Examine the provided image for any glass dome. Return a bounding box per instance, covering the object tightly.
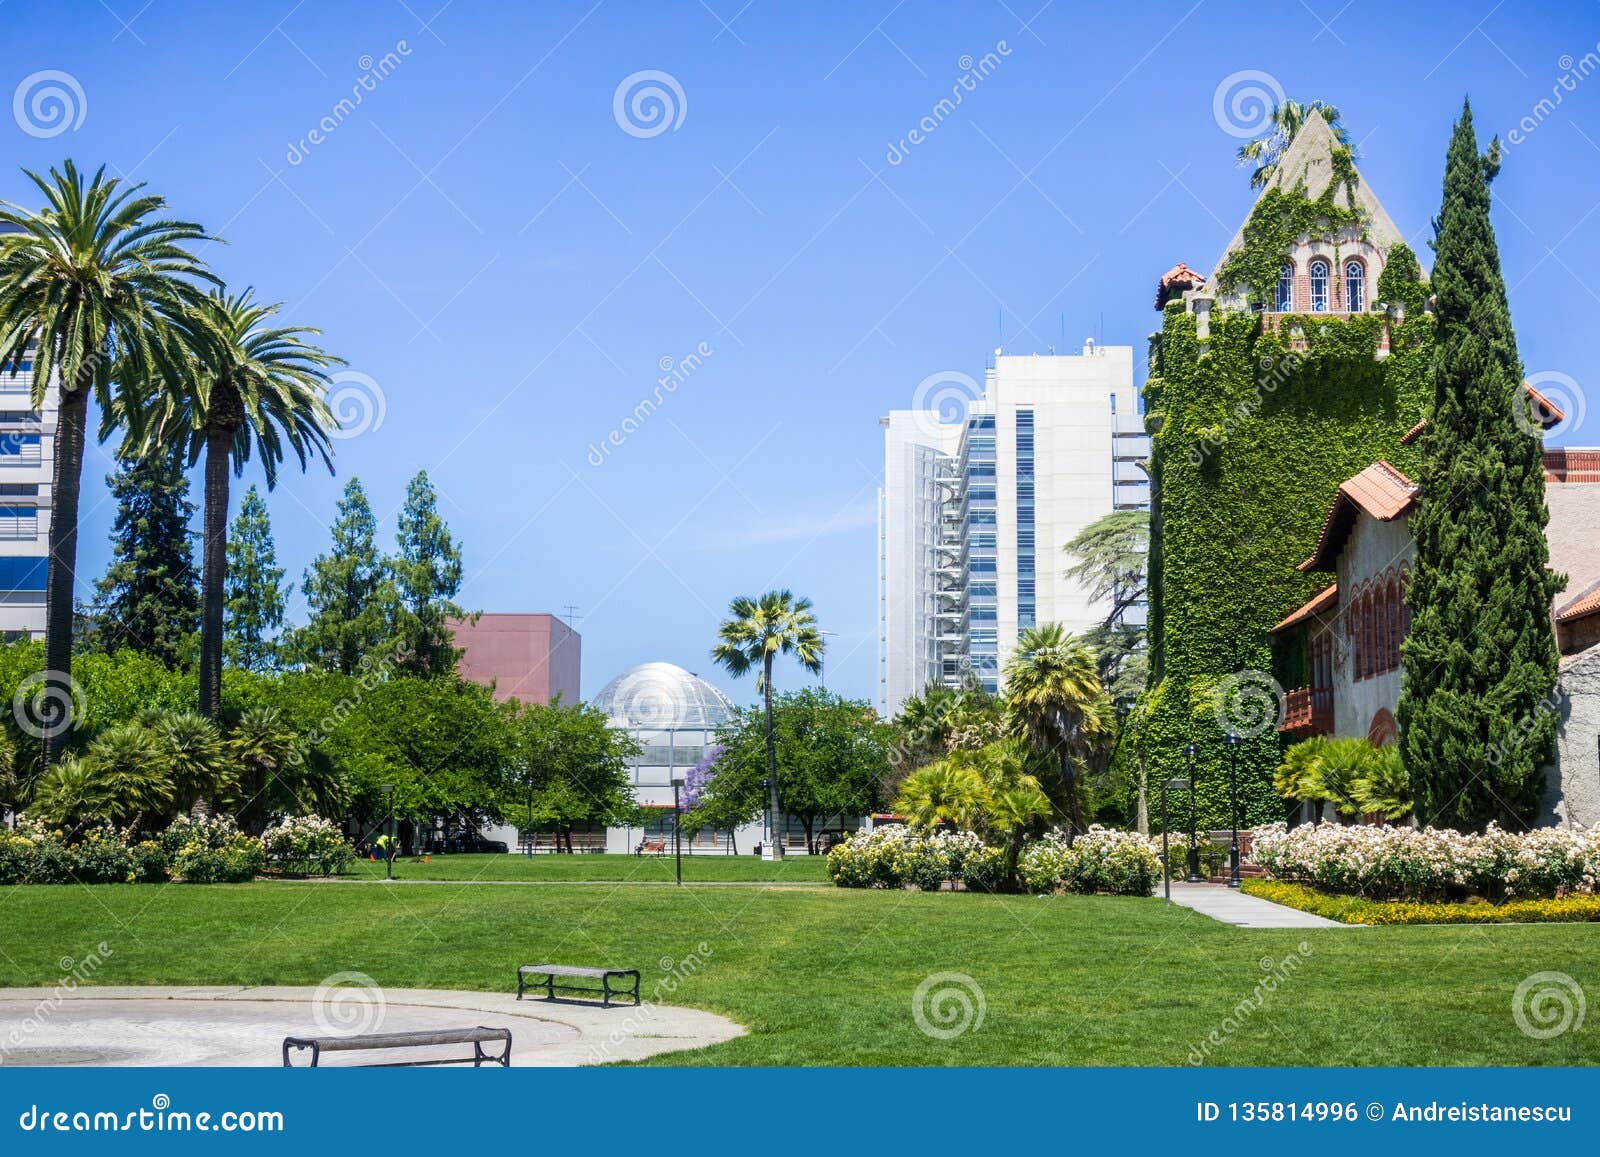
[590,662,737,731]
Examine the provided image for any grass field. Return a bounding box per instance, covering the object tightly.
[2,878,1597,1065]
[344,852,832,883]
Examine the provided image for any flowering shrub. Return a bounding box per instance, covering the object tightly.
[129,840,169,884]
[70,828,135,884]
[0,820,74,884]
[1019,827,1162,896]
[1250,822,1600,900]
[261,816,355,876]
[1244,879,1600,925]
[157,814,242,856]
[958,845,1008,893]
[172,831,265,884]
[826,825,985,890]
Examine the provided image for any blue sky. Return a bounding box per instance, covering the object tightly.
[5,0,1598,705]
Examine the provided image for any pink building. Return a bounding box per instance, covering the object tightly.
[449,614,581,705]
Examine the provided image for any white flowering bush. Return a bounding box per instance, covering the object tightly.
[1251,822,1600,900]
[1019,826,1162,896]
[261,816,355,876]
[826,825,985,890]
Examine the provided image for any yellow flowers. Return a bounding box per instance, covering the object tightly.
[1243,879,1600,925]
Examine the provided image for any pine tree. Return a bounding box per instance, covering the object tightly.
[92,452,199,666]
[388,470,465,677]
[224,485,289,673]
[1397,100,1562,831]
[286,478,395,674]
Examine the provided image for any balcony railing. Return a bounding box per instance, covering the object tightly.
[1279,685,1333,737]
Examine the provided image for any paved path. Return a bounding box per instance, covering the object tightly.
[1164,882,1352,928]
[0,986,744,1067]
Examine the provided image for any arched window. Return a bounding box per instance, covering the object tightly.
[1345,260,1365,312]
[1309,259,1331,312]
[1362,588,1376,679]
[1386,578,1402,671]
[1275,262,1294,311]
[1349,588,1364,680]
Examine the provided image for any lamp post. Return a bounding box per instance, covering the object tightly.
[671,777,684,886]
[380,783,395,882]
[759,777,771,859]
[1160,778,1190,904]
[1183,742,1201,882]
[1223,731,1241,888]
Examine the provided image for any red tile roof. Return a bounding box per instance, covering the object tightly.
[1299,460,1419,572]
[1401,383,1565,446]
[1556,578,1600,623]
[1271,583,1339,634]
[1154,262,1207,310]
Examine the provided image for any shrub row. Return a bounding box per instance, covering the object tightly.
[1242,879,1600,925]
[1250,821,1600,901]
[826,824,1160,896]
[0,814,353,885]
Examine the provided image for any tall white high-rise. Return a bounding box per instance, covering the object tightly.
[0,333,53,639]
[878,342,1148,716]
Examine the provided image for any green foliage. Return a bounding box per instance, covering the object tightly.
[894,757,988,831]
[1398,101,1562,832]
[92,451,198,667]
[27,756,117,834]
[172,830,265,883]
[1003,623,1111,835]
[1374,241,1429,318]
[1064,510,1150,702]
[1143,293,1432,831]
[286,478,396,674]
[1274,736,1412,819]
[225,485,288,673]
[698,687,888,850]
[501,697,639,846]
[260,816,355,876]
[388,471,466,677]
[1215,163,1364,309]
[1017,827,1161,895]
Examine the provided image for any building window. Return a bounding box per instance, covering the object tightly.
[1275,262,1294,311]
[1309,259,1330,312]
[1345,260,1365,312]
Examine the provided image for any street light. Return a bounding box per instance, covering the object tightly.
[1222,731,1241,889]
[1183,742,1201,882]
[1160,778,1190,904]
[759,777,772,860]
[380,783,395,882]
[671,777,684,886]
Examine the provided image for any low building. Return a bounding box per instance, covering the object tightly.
[449,613,580,704]
[1271,445,1600,828]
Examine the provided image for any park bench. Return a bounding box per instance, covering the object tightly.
[517,963,641,1008]
[281,1026,512,1068]
[635,839,666,856]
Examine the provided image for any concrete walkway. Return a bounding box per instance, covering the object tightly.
[0,986,744,1067]
[1164,881,1352,928]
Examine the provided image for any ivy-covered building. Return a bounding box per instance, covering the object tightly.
[1140,109,1434,830]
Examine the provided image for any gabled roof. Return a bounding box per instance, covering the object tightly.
[1271,583,1339,634]
[1155,262,1208,310]
[1207,109,1405,296]
[1399,382,1566,446]
[1299,460,1419,573]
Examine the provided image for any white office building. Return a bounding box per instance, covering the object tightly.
[877,342,1148,716]
[0,353,53,638]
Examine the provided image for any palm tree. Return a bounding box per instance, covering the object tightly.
[1003,623,1111,841]
[987,779,1051,890]
[710,590,824,861]
[143,290,338,718]
[83,722,175,830]
[1236,99,1353,189]
[139,708,229,817]
[226,705,302,835]
[0,162,214,761]
[894,755,988,831]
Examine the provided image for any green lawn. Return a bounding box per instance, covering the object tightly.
[1,880,1596,1065]
[344,852,831,884]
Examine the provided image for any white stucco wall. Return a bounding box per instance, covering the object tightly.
[1542,647,1600,829]
[1332,510,1413,741]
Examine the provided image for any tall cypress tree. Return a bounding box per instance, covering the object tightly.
[1397,100,1561,830]
[224,485,289,673]
[287,477,395,674]
[388,470,465,677]
[93,452,199,666]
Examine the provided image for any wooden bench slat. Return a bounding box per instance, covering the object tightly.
[285,1027,508,1052]
[519,964,626,978]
